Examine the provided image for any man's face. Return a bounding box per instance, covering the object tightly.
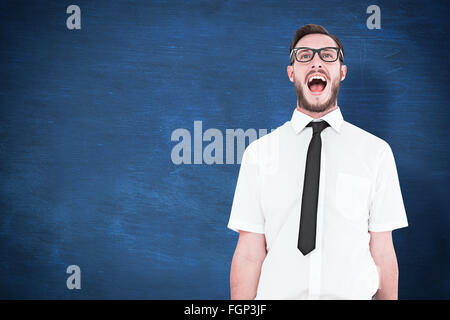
[287,33,347,113]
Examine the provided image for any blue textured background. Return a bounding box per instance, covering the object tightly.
[0,0,449,299]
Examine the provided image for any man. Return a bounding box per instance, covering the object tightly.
[227,24,408,300]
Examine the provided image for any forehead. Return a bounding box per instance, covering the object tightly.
[295,33,337,48]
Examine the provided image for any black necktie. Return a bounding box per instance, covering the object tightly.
[298,120,330,255]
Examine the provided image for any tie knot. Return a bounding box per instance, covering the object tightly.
[306,120,330,134]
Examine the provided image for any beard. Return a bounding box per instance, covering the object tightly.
[294,75,341,113]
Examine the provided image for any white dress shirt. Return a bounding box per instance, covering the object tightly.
[227,106,408,300]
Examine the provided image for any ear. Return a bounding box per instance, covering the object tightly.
[340,64,347,81]
[287,65,294,83]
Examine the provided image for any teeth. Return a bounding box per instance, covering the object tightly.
[308,75,326,83]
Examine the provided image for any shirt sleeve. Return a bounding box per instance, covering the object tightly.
[227,144,265,234]
[368,142,409,232]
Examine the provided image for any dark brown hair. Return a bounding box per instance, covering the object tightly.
[289,24,344,64]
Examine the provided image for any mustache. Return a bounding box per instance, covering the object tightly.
[305,70,329,82]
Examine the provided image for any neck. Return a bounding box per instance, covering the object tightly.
[296,104,338,119]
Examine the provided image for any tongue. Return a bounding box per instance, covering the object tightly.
[310,82,325,92]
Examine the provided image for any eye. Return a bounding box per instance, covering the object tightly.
[296,49,314,61]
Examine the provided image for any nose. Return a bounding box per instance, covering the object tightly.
[310,52,323,69]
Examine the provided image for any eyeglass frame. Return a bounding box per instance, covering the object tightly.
[289,47,344,64]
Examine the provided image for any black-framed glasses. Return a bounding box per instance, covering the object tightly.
[290,47,344,64]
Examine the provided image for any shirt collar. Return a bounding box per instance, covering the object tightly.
[290,106,344,134]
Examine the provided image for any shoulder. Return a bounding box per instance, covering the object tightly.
[240,121,289,169]
[341,120,391,156]
[244,121,289,156]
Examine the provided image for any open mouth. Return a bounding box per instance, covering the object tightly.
[307,74,327,94]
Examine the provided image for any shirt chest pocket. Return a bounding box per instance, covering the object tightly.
[335,173,372,221]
